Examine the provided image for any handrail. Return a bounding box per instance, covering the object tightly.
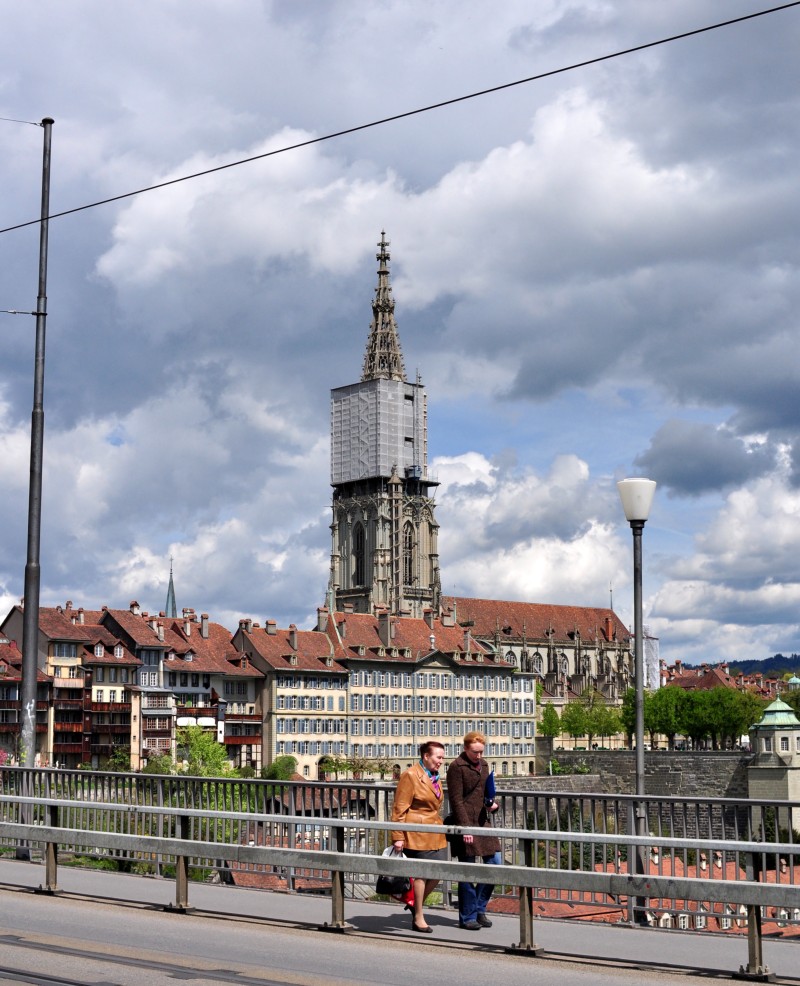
[1,793,798,978]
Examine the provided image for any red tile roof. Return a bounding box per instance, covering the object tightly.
[442,596,630,646]
[238,623,345,674]
[324,611,508,667]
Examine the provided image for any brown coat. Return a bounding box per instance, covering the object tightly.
[390,763,446,851]
[445,753,501,857]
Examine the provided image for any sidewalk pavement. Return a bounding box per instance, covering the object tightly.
[0,857,796,981]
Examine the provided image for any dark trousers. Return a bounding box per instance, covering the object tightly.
[457,850,501,922]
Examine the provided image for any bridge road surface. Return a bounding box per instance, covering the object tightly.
[0,860,797,986]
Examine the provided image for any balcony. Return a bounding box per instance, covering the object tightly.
[53,723,84,734]
[52,742,84,754]
[93,724,131,735]
[92,702,132,713]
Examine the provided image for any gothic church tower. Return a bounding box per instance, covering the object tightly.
[329,233,440,617]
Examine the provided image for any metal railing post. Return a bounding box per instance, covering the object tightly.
[321,823,349,932]
[167,813,191,912]
[738,851,771,982]
[37,801,59,893]
[508,834,543,955]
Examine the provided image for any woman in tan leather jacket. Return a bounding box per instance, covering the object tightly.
[390,740,447,933]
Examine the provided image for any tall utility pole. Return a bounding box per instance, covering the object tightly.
[20,117,54,767]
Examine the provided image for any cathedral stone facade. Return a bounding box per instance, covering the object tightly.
[329,233,440,618]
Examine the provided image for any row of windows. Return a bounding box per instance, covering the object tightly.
[277,741,346,756]
[348,671,529,691]
[276,675,343,690]
[351,718,535,737]
[348,695,535,714]
[348,742,535,759]
[94,668,129,683]
[276,718,347,734]
[763,735,800,753]
[276,695,346,711]
[94,690,128,703]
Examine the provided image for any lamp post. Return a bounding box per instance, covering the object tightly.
[617,476,656,923]
[20,117,54,770]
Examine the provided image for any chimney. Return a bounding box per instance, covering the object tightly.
[245,618,253,633]
[317,607,329,632]
[441,608,455,628]
[343,602,354,614]
[78,608,84,625]
[130,600,140,615]
[604,616,614,641]
[463,628,472,652]
[378,610,391,647]
[157,622,164,642]
[337,618,347,639]
[200,613,209,639]
[266,620,277,635]
[65,600,72,612]
[423,608,435,629]
[288,624,298,650]
[148,616,159,633]
[184,616,192,636]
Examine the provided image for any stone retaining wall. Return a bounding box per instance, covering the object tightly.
[503,751,750,799]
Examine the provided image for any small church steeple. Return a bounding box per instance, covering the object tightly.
[362,231,406,383]
[165,558,177,619]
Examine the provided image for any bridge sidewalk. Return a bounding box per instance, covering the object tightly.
[0,858,796,981]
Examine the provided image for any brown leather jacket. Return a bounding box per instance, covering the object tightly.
[390,763,446,851]
[446,752,501,857]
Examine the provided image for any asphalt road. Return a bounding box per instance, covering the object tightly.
[0,858,796,986]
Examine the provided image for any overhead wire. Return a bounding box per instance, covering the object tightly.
[0,0,798,237]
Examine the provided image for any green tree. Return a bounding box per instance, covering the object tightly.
[620,688,637,747]
[559,701,587,744]
[105,746,132,772]
[679,690,714,749]
[581,690,620,747]
[784,689,800,717]
[646,686,686,750]
[176,725,231,776]
[539,702,561,739]
[261,755,298,780]
[141,753,174,775]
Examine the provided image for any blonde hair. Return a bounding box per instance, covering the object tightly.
[463,730,486,747]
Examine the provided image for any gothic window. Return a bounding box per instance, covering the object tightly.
[353,523,366,586]
[403,522,415,585]
[532,652,543,675]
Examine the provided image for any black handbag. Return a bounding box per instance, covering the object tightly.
[376,873,413,896]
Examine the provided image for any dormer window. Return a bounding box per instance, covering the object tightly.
[185,652,193,662]
[94,643,104,658]
[289,654,298,666]
[358,646,366,656]
[114,644,123,659]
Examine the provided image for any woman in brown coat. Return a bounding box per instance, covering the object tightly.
[445,730,501,930]
[390,740,447,933]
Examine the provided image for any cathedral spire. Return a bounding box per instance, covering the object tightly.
[165,558,177,619]
[362,231,406,382]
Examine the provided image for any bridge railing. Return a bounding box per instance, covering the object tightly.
[1,766,798,977]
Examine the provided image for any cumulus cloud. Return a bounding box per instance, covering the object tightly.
[1,0,799,663]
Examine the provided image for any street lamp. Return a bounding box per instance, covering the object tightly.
[617,476,655,922]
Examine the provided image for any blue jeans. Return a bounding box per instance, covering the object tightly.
[457,851,501,923]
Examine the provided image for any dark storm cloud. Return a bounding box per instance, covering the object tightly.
[635,420,774,495]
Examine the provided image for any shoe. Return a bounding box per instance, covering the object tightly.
[459,920,482,931]
[412,921,433,933]
[476,914,493,928]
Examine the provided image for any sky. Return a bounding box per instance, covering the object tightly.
[1,1,799,666]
